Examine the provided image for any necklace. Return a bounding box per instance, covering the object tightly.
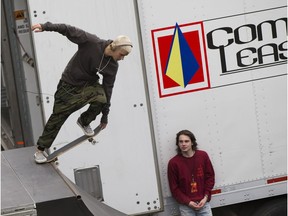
[96,53,111,74]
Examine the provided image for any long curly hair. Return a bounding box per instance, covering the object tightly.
[176,130,198,154]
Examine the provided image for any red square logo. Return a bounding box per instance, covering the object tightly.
[151,22,210,98]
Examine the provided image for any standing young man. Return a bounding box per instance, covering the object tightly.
[168,130,215,216]
[31,22,133,163]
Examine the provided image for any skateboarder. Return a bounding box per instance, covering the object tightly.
[32,22,133,163]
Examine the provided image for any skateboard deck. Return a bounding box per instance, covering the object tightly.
[46,125,102,162]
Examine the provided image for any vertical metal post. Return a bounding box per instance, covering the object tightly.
[133,0,164,211]
[1,0,34,148]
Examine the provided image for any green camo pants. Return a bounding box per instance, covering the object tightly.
[37,80,107,150]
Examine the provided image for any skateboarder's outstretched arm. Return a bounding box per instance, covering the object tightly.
[31,22,91,44]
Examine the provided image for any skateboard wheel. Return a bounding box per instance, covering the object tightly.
[88,137,97,145]
[52,157,58,162]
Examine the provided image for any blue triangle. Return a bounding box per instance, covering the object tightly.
[176,24,199,87]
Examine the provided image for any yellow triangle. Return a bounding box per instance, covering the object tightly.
[166,30,184,87]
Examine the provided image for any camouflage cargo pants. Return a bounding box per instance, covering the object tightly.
[37,80,107,150]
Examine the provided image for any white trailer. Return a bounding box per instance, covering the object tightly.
[1,0,287,215]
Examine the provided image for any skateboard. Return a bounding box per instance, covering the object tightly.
[46,125,102,163]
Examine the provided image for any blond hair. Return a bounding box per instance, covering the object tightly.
[111,35,133,53]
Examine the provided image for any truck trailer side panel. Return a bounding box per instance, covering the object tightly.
[26,0,162,215]
[136,0,287,214]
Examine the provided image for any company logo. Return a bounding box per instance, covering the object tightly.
[152,22,210,98]
[151,7,287,98]
[206,17,287,74]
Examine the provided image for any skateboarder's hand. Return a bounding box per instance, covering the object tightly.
[100,123,107,130]
[31,24,43,32]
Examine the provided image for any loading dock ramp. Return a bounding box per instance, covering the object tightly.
[1,146,127,216]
